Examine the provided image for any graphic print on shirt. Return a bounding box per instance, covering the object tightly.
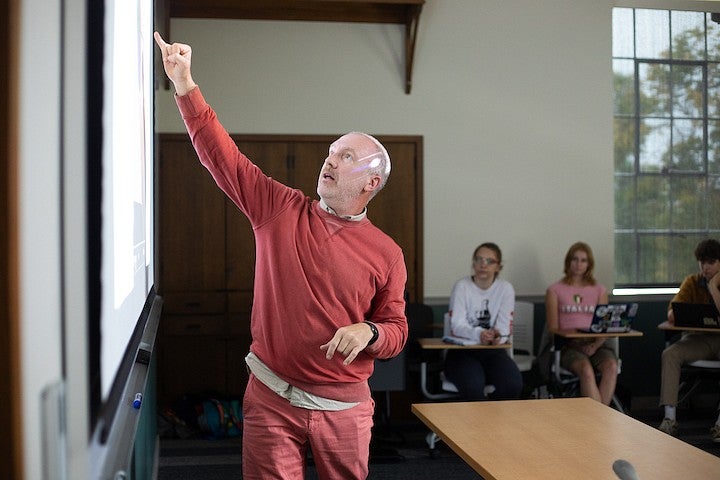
[473,299,492,329]
[560,292,595,314]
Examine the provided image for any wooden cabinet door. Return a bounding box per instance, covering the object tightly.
[158,136,227,293]
[157,315,228,404]
[225,141,291,291]
[291,141,327,197]
[364,138,422,303]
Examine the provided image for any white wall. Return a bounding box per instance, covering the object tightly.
[17,0,65,478]
[17,0,88,478]
[155,0,720,300]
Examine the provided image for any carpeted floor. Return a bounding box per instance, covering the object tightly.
[157,423,483,480]
[157,407,720,480]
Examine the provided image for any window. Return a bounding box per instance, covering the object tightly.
[613,8,720,286]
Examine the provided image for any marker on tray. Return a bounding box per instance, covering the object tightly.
[133,393,143,409]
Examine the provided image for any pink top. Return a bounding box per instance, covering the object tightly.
[547,281,607,330]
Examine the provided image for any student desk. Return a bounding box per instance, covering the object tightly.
[417,338,512,349]
[553,329,644,339]
[658,321,720,333]
[411,397,720,480]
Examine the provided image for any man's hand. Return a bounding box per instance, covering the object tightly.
[709,271,720,290]
[320,323,375,366]
[154,32,197,96]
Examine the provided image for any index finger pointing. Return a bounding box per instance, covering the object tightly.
[153,31,168,49]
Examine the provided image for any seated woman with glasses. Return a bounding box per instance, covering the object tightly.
[444,242,523,401]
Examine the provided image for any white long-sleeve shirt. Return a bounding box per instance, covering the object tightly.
[448,276,515,344]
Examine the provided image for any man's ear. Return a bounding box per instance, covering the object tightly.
[363,175,381,194]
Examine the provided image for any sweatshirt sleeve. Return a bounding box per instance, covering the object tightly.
[175,87,296,224]
[364,249,408,360]
[494,282,515,343]
[448,280,482,343]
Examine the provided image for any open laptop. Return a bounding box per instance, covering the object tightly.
[672,302,720,329]
[577,303,639,333]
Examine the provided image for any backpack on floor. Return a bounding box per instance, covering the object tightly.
[197,398,242,438]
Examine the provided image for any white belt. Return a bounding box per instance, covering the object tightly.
[245,352,359,411]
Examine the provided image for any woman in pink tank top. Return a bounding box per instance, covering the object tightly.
[545,242,617,405]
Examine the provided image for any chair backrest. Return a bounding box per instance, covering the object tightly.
[406,302,436,364]
[513,301,534,356]
[442,312,451,338]
[606,335,620,357]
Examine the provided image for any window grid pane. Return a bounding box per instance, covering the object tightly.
[636,176,669,229]
[639,118,670,172]
[671,118,704,172]
[670,176,707,229]
[671,11,706,60]
[671,64,704,118]
[635,10,670,59]
[708,14,720,61]
[614,176,635,229]
[613,8,635,58]
[614,118,635,172]
[638,235,669,283]
[639,63,670,116]
[708,120,720,172]
[709,64,720,118]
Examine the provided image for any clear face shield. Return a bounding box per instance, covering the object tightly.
[317,134,391,206]
[347,152,386,177]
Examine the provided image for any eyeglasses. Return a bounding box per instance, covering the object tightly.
[474,256,499,266]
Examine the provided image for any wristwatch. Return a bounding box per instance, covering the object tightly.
[364,321,379,346]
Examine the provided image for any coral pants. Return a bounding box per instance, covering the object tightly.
[242,374,375,479]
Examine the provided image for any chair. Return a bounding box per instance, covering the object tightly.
[663,331,720,410]
[678,360,720,408]
[511,301,535,373]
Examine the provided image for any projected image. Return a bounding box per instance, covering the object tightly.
[100,0,154,399]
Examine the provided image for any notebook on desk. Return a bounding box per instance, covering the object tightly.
[672,302,720,328]
[441,335,479,346]
[577,303,639,333]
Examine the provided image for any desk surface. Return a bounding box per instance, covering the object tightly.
[554,328,643,339]
[418,337,512,349]
[412,397,720,480]
[658,321,720,333]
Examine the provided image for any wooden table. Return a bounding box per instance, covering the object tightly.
[411,397,720,480]
[417,337,512,349]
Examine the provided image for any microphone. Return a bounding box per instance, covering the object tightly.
[612,459,640,480]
